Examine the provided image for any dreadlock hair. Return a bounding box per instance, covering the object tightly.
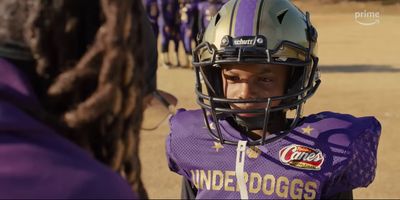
[1,0,149,198]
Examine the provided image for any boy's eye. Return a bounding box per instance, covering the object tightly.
[259,77,272,83]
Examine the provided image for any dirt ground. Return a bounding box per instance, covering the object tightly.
[139,1,400,198]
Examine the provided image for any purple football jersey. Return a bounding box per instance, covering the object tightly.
[166,109,381,199]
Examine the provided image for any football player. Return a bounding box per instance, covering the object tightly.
[179,0,198,68]
[159,0,180,68]
[166,0,381,199]
[144,0,160,41]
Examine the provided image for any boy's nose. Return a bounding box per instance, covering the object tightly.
[239,83,255,99]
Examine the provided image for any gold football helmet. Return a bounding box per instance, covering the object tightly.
[193,0,320,146]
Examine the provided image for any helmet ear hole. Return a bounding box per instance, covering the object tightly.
[283,66,305,108]
[201,66,231,111]
[202,66,223,97]
[287,66,304,91]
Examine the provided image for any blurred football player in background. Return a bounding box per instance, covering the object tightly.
[178,0,198,68]
[144,0,160,43]
[159,0,180,68]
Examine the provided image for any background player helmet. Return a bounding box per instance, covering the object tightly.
[193,0,320,146]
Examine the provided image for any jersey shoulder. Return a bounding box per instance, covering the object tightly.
[299,111,381,143]
[298,112,381,196]
[166,109,208,176]
[169,108,206,137]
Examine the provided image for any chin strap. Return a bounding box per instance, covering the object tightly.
[234,115,264,132]
[235,140,248,199]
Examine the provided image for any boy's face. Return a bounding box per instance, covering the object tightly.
[222,64,289,118]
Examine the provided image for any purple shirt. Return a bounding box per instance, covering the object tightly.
[166,109,381,199]
[0,58,137,199]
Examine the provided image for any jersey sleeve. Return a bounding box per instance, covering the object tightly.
[346,117,381,186]
[323,116,381,197]
[165,109,187,176]
[166,116,181,174]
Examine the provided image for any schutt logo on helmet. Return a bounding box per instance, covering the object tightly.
[279,144,324,170]
[233,38,256,46]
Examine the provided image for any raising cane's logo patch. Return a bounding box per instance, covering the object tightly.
[279,144,324,171]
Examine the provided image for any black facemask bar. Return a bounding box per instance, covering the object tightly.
[193,48,320,146]
[196,62,319,146]
[192,12,319,146]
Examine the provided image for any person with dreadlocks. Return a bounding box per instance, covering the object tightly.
[0,0,152,198]
[166,0,381,199]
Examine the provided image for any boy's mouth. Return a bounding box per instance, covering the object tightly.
[237,113,262,117]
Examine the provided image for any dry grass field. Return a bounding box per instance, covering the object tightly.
[140,1,400,198]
